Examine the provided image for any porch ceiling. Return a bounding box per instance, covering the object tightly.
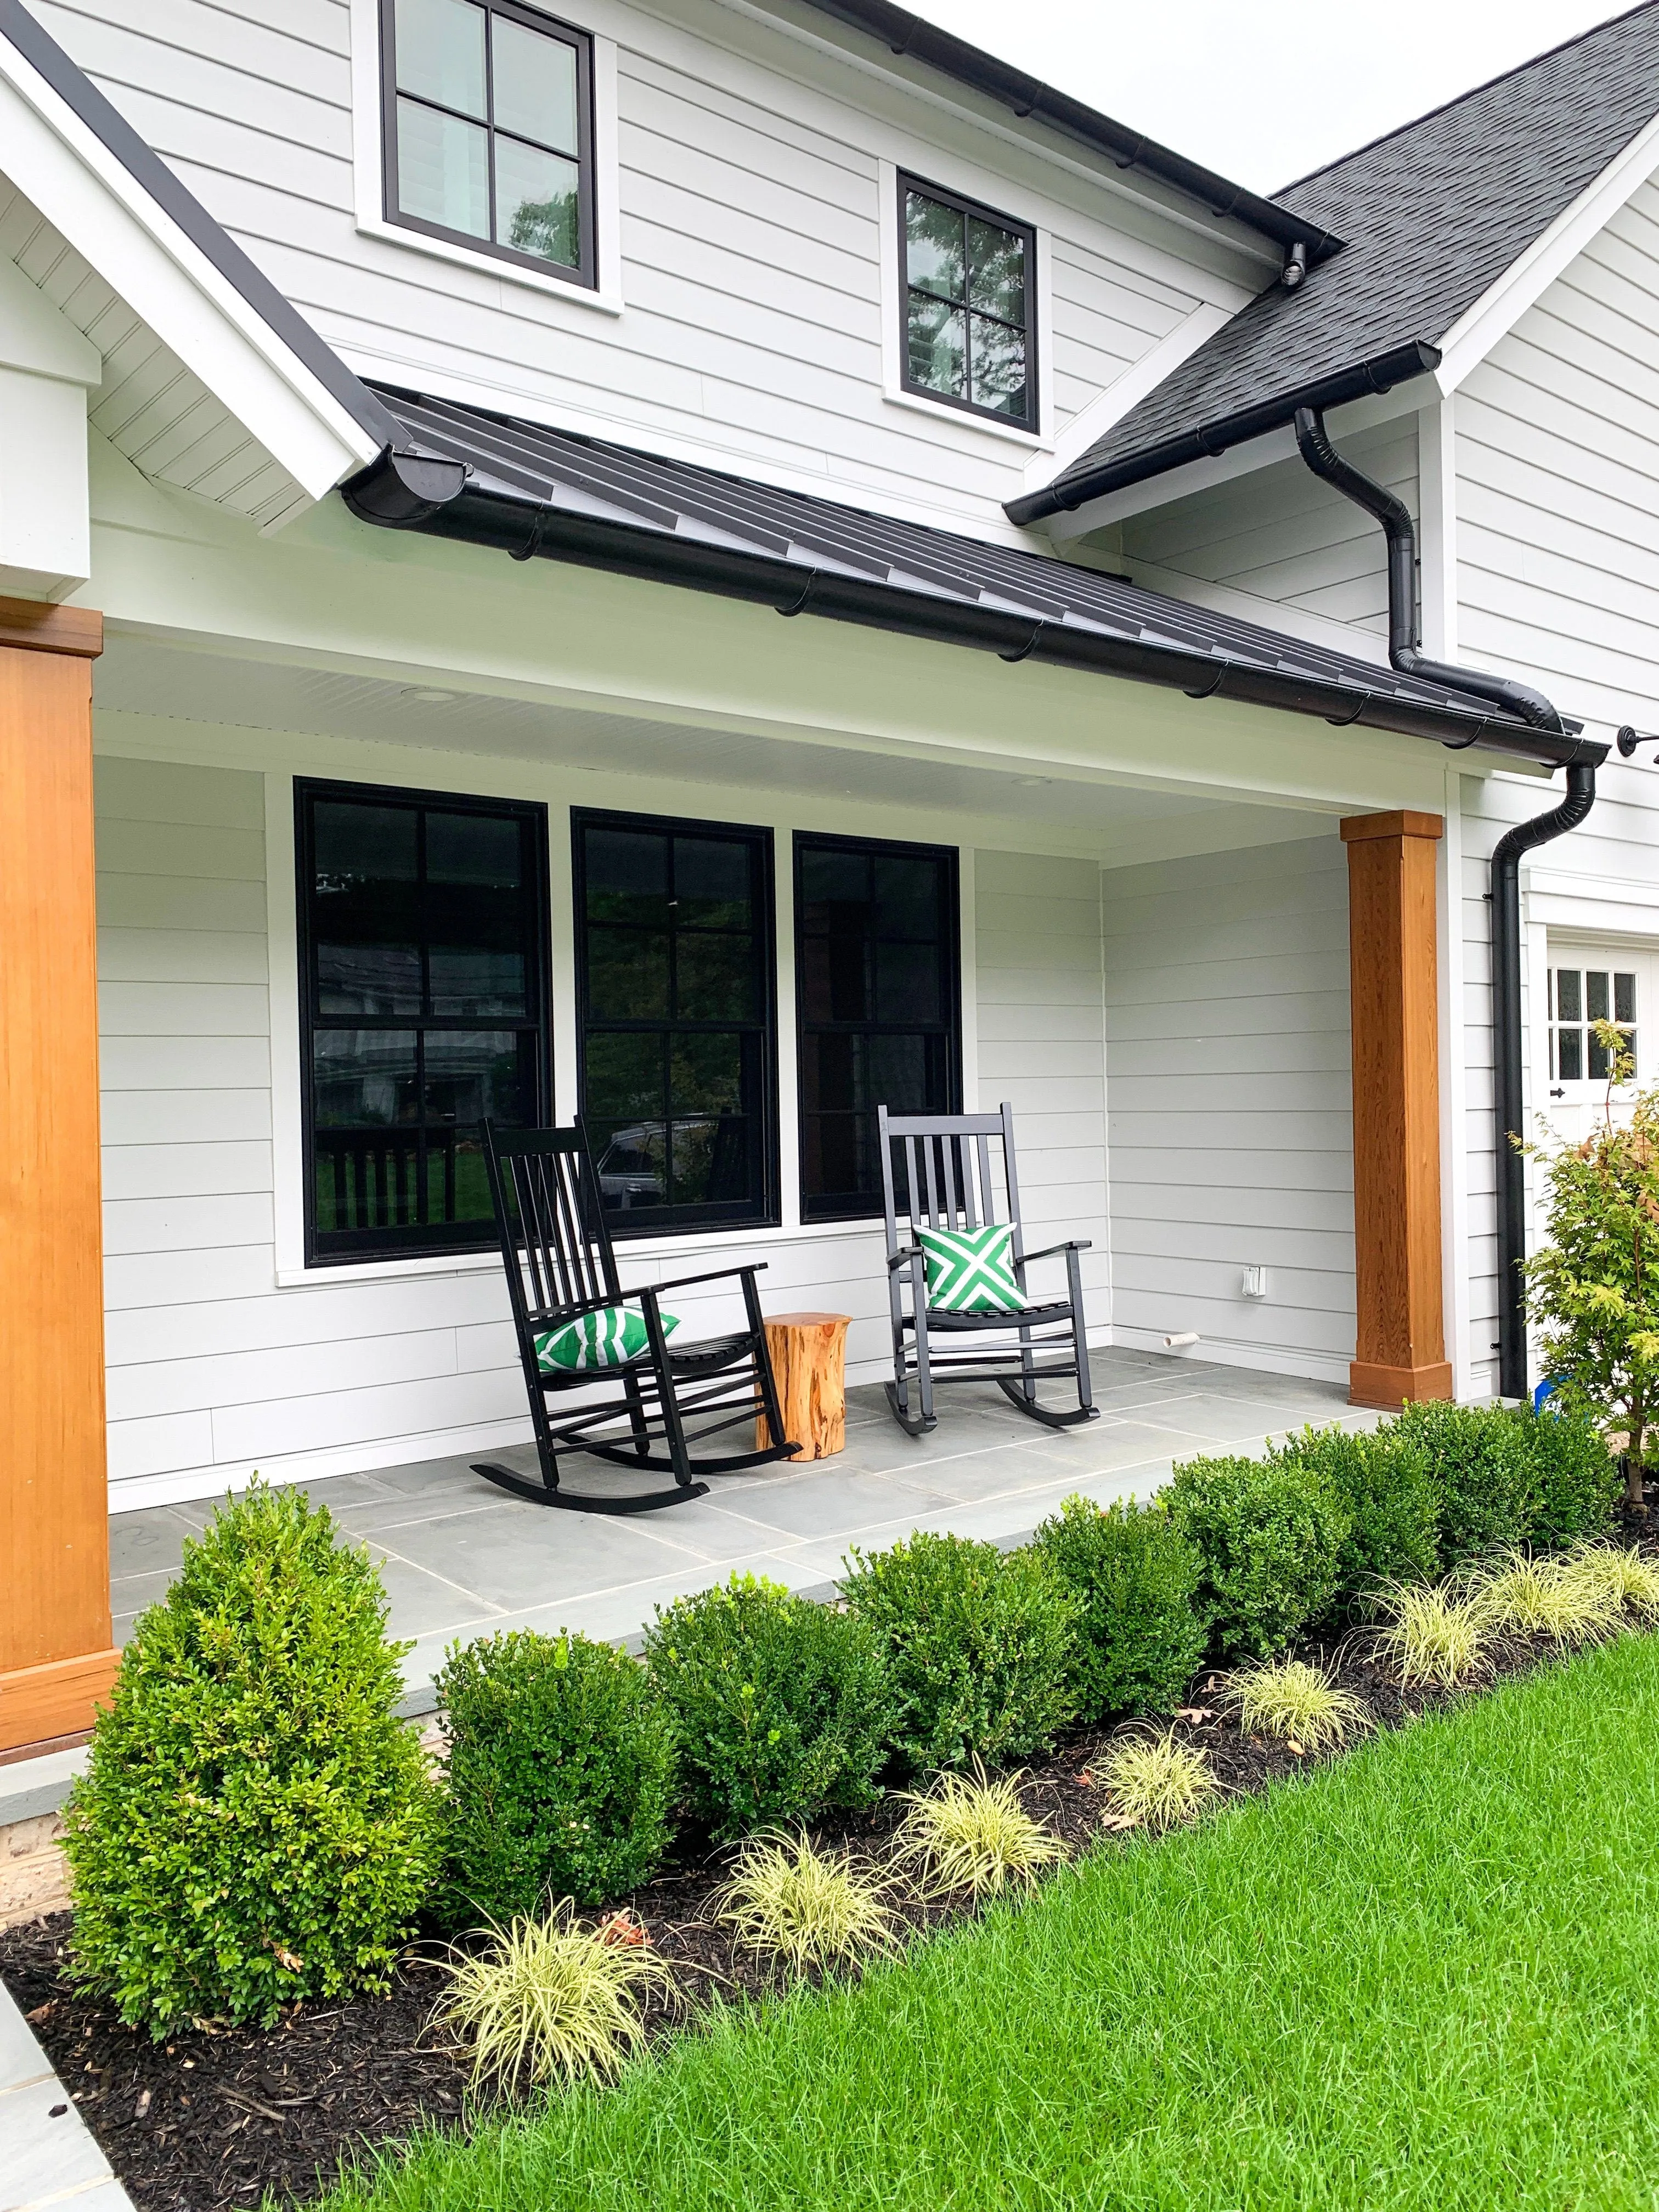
[90,631,1331,867]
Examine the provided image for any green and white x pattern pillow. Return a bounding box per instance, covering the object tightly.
[534,1304,680,1373]
[917,1222,1024,1314]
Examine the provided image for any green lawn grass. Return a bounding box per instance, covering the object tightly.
[325,1634,1659,2211]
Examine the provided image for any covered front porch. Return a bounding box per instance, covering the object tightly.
[108,1352,1376,1713]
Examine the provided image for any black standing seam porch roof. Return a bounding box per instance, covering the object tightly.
[1011,1,1659,521]
[343,387,1601,770]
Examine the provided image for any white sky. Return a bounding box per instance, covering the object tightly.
[904,0,1626,193]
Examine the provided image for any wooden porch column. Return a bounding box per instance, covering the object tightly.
[0,595,115,1756]
[1340,810,1454,1411]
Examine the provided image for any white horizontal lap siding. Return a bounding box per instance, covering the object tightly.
[1121,421,1418,640]
[94,752,533,1504]
[973,852,1109,1327]
[1099,834,1353,1382]
[30,0,1211,534]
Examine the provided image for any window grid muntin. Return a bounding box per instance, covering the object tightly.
[380,0,596,286]
[897,171,1037,430]
[297,777,552,1264]
[573,810,779,1237]
[794,831,961,1222]
[1548,963,1638,1085]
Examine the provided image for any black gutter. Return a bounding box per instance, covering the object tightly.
[1007,342,1442,526]
[1286,408,1607,1402]
[0,0,402,453]
[775,0,1341,268]
[342,447,1600,773]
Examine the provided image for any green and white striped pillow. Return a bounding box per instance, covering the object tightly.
[534,1305,680,1373]
[917,1223,1024,1314]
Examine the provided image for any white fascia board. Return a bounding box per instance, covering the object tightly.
[1024,300,1238,490]
[1042,380,1427,541]
[1434,105,1659,396]
[0,36,380,502]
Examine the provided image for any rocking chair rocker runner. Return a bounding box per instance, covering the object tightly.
[878,1101,1098,1436]
[472,1120,800,1514]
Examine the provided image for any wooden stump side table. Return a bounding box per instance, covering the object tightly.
[757,1311,851,1461]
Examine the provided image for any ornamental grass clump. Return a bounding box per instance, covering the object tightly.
[894,1762,1063,1898]
[436,1903,675,2092]
[1568,1541,1659,1621]
[1465,1550,1623,1646]
[1031,1496,1207,1720]
[841,1532,1078,1774]
[1096,1729,1217,1833]
[1224,1658,1371,1753]
[64,1481,439,2036]
[644,1574,896,1841]
[1374,1581,1488,1688]
[712,1832,896,1974]
[436,1628,677,1926]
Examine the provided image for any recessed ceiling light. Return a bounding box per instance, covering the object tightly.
[402,685,456,704]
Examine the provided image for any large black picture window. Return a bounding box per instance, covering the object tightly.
[574,812,776,1234]
[381,0,596,286]
[297,780,550,1263]
[795,834,960,1220]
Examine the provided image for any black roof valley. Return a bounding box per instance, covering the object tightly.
[1013,3,1659,520]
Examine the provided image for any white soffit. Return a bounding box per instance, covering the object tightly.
[0,19,382,529]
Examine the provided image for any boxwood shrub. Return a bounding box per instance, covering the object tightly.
[436,1628,676,1925]
[1269,1423,1440,1612]
[1514,1401,1622,1547]
[64,1482,440,2035]
[1031,1496,1206,1721]
[840,1531,1077,1773]
[1166,1452,1348,1660]
[643,1573,896,1841]
[1390,1400,1538,1566]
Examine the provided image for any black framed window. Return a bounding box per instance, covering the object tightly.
[574,811,777,1235]
[381,0,595,286]
[795,833,961,1220]
[297,780,551,1263]
[899,173,1036,428]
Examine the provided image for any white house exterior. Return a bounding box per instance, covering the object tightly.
[3,0,1658,1753]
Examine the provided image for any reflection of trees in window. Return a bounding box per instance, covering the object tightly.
[794,834,960,1220]
[574,814,776,1233]
[298,780,550,1261]
[901,176,1034,425]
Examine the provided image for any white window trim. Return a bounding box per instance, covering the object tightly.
[348,0,625,317]
[877,157,1054,452]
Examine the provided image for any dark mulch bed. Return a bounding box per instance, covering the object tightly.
[6,1501,1654,2212]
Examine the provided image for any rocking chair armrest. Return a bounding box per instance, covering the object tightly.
[524,1286,625,1331]
[887,1246,927,1272]
[624,1261,770,1300]
[1018,1238,1093,1266]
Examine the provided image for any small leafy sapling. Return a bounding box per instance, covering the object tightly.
[1523,1020,1659,1513]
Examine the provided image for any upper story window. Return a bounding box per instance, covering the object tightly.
[899,174,1036,430]
[296,779,552,1264]
[381,0,595,286]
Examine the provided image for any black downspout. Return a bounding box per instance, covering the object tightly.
[1291,407,1605,1400]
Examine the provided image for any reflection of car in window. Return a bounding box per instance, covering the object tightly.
[597,1124,665,1207]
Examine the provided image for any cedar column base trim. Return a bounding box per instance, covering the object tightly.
[0,1647,120,1757]
[1348,1359,1455,1412]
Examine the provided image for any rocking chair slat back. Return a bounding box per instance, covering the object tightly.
[879,1105,1020,1259]
[482,1120,620,1328]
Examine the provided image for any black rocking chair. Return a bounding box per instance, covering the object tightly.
[472,1119,799,1515]
[878,1101,1098,1436]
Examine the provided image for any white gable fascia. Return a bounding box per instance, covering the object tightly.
[1432,106,1659,396]
[1023,300,1238,492]
[0,30,380,506]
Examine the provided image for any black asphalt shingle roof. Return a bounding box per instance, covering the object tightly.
[1014,3,1659,518]
[346,387,1599,767]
